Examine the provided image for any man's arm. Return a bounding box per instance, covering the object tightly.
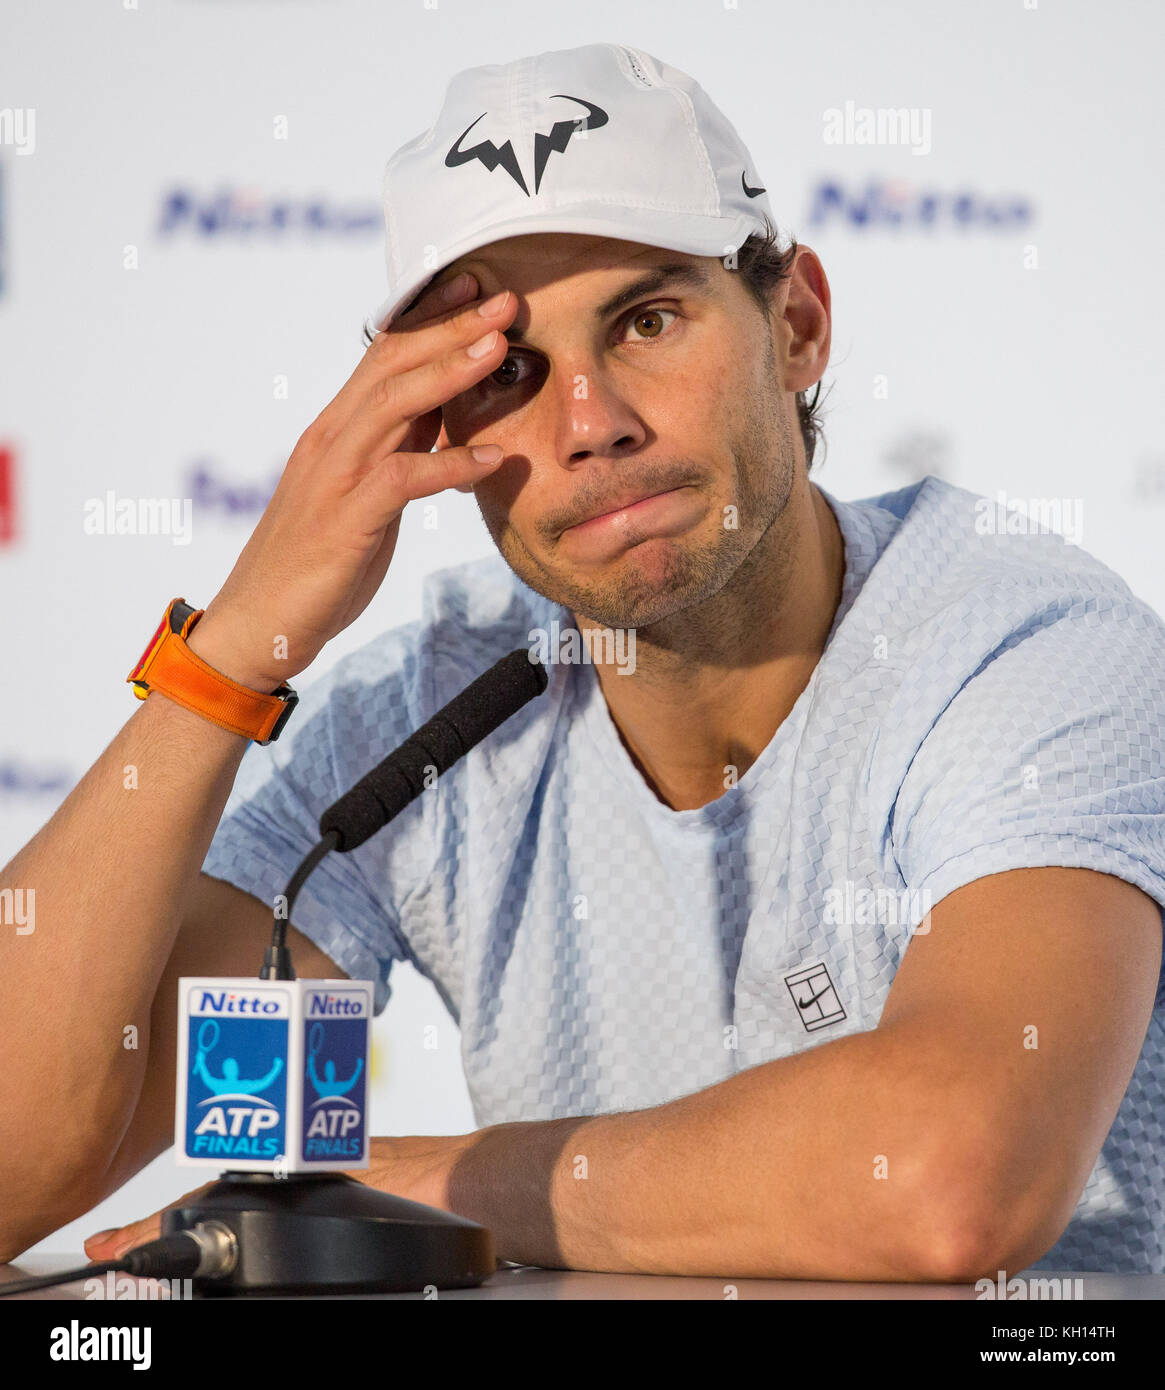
[428,866,1160,1280]
[88,866,1161,1281]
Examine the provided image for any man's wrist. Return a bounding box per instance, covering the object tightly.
[184,616,285,695]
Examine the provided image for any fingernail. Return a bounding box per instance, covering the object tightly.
[85,1228,117,1245]
[441,273,472,304]
[477,290,509,316]
[466,330,498,359]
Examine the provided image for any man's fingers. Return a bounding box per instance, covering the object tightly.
[83,1215,161,1261]
[434,417,482,494]
[316,291,515,470]
[346,444,504,524]
[83,1182,215,1262]
[312,273,481,438]
[339,327,508,468]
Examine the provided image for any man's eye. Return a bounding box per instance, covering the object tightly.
[486,354,537,392]
[480,305,679,396]
[618,306,678,342]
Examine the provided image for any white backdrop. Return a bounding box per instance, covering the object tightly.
[1,0,1162,1255]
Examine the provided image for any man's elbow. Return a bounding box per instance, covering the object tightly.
[909,1164,1074,1284]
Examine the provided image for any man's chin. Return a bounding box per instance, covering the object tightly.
[553,538,727,631]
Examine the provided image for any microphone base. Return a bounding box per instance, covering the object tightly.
[161,1171,495,1296]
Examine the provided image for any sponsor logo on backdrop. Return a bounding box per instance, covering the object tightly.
[156,188,380,238]
[0,443,15,545]
[808,178,1033,231]
[150,180,1034,243]
[185,462,280,518]
[0,760,74,797]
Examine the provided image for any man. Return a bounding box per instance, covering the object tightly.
[6,43,1162,1280]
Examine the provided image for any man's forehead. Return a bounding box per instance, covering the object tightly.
[433,234,703,293]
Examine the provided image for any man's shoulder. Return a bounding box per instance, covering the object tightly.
[846,473,1156,627]
[818,475,1165,748]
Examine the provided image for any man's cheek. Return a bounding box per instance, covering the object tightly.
[471,479,522,549]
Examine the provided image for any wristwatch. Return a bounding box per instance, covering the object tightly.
[127,598,299,745]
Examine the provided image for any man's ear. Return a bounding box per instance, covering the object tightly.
[436,414,478,494]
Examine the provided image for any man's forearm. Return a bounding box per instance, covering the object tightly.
[437,1026,992,1281]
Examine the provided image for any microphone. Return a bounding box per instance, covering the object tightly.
[319,646,548,852]
[164,648,550,1295]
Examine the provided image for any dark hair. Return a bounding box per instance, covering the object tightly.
[733,217,827,472]
[361,216,828,471]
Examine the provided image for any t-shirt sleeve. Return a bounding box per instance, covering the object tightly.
[200,626,427,1017]
[889,587,1165,1004]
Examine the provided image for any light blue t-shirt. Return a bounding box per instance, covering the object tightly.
[202,475,1165,1274]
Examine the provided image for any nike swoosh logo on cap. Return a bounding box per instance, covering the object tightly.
[741,170,766,198]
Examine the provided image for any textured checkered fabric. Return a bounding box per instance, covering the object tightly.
[202,475,1165,1273]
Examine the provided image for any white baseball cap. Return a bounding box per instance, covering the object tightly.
[364,41,777,338]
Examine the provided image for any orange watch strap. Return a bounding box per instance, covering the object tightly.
[127,599,295,744]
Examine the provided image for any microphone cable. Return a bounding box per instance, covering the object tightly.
[0,1222,237,1297]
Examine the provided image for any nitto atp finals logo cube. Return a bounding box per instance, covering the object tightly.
[175,977,372,1173]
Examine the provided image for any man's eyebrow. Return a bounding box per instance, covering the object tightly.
[502,262,717,345]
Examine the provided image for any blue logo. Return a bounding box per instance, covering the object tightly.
[0,758,74,796]
[301,1017,367,1161]
[156,187,380,239]
[807,178,1033,232]
[184,462,280,519]
[185,1015,287,1159]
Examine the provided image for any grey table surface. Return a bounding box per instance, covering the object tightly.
[3,1257,1162,1300]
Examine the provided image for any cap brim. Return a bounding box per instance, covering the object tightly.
[362,205,764,339]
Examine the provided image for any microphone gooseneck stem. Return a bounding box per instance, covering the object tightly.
[259,649,548,979]
[262,829,341,978]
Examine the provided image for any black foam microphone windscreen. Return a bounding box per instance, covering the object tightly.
[318,648,548,852]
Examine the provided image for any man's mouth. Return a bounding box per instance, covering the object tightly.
[558,484,703,561]
[566,486,688,532]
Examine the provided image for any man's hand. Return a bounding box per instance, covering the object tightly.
[82,1180,216,1263]
[81,1135,475,1264]
[188,271,519,690]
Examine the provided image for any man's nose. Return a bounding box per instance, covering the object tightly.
[552,362,648,464]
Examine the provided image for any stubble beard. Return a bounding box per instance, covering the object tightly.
[481,356,799,636]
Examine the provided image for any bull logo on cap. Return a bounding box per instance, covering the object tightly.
[445,95,609,196]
